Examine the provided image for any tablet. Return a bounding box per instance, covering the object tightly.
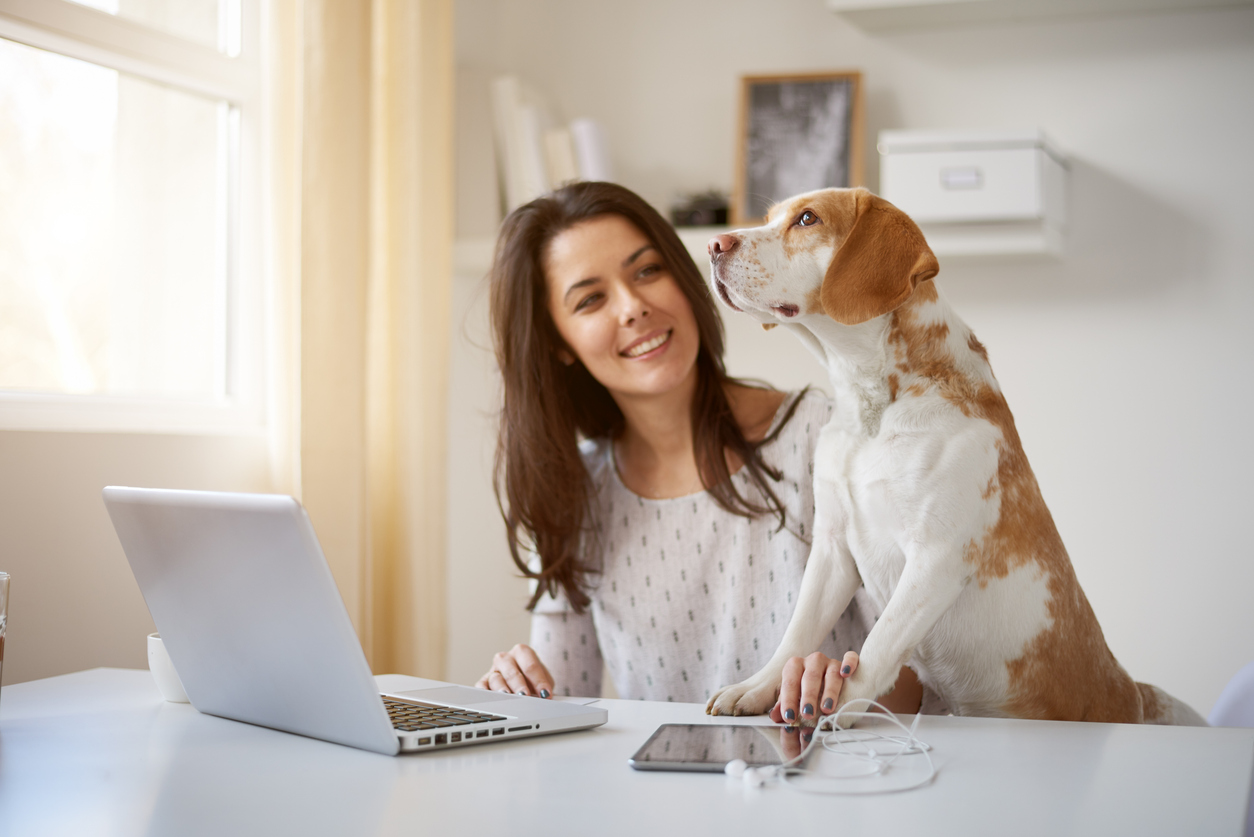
[628,724,787,772]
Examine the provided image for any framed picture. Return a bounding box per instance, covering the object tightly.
[732,71,865,225]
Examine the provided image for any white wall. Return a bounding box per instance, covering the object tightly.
[0,432,271,685]
[448,0,1254,715]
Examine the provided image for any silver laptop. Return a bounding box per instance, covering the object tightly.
[103,486,607,756]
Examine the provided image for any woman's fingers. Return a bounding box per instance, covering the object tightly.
[510,644,555,698]
[798,652,827,723]
[477,645,555,699]
[840,651,859,678]
[775,651,864,724]
[820,656,847,715]
[486,670,511,693]
[475,666,507,691]
[492,648,536,695]
[808,651,859,716]
[779,653,836,725]
[777,656,806,724]
[817,651,861,717]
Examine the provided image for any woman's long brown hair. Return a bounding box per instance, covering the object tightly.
[489,182,801,612]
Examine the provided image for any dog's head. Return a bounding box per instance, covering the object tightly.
[707,187,939,327]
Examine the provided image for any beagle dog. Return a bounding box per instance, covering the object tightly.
[704,187,1203,725]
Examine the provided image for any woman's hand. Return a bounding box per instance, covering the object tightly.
[474,644,555,699]
[770,653,925,725]
[769,651,859,725]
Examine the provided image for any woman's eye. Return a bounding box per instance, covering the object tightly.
[637,263,662,280]
[574,292,602,311]
[797,210,819,227]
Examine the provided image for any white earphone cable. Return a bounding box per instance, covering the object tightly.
[769,699,938,795]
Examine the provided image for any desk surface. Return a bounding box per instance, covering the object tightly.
[1,668,1251,837]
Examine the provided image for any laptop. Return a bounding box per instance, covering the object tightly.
[102,486,607,756]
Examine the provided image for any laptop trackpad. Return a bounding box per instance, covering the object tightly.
[394,685,517,707]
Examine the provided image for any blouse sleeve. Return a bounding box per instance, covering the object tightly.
[529,607,604,698]
[522,444,608,698]
[528,556,603,697]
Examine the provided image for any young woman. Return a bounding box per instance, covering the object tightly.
[475,182,937,724]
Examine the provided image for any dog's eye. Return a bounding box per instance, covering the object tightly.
[796,210,819,227]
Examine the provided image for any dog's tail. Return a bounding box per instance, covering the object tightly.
[1137,682,1208,726]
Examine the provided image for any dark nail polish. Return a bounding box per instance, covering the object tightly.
[803,703,814,717]
[823,698,834,711]
[842,665,851,675]
[784,708,795,721]
[540,689,550,699]
[803,731,814,743]
[517,690,527,696]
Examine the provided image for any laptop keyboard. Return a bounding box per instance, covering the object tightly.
[383,697,508,732]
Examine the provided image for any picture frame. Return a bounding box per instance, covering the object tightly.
[732,71,865,225]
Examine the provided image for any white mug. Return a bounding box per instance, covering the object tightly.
[147,633,189,703]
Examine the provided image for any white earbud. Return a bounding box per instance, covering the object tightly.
[742,767,767,787]
[723,758,747,778]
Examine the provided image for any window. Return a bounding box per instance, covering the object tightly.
[0,0,261,432]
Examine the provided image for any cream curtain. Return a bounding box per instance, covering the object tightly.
[268,0,453,679]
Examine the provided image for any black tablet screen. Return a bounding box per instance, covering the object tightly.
[629,724,787,772]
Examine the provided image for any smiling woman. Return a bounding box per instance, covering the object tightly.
[478,181,935,722]
[544,215,702,410]
[488,182,795,614]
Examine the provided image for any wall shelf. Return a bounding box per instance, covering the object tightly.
[826,0,1253,31]
[879,129,1067,257]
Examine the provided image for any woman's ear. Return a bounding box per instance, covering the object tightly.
[820,189,939,326]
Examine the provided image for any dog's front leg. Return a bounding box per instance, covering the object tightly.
[706,522,862,717]
[834,551,970,713]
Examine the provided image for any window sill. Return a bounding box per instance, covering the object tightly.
[0,392,265,435]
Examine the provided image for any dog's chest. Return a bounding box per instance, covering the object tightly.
[814,399,1001,605]
[813,423,908,606]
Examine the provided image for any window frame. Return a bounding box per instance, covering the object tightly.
[0,0,265,434]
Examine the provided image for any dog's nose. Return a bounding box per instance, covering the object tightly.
[708,233,740,258]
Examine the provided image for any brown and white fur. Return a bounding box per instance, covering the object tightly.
[704,187,1203,725]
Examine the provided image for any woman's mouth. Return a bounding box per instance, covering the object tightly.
[621,329,672,358]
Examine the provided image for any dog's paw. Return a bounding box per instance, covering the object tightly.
[706,678,778,717]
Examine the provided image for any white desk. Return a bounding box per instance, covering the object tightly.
[2,668,1251,837]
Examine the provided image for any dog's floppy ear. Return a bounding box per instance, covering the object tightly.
[820,190,939,326]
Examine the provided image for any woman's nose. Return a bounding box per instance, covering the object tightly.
[616,285,649,324]
[709,233,740,258]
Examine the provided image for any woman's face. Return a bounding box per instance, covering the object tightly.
[545,214,700,403]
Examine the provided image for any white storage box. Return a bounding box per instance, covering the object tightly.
[878,129,1068,256]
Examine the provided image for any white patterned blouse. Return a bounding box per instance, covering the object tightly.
[529,389,885,704]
